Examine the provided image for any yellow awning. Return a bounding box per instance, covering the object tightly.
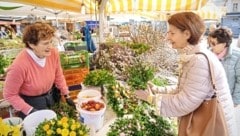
[2,0,208,14]
[196,2,222,20]
[135,11,168,21]
[106,0,208,13]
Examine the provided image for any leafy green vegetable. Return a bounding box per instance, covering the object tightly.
[152,77,169,87]
[126,60,154,90]
[50,102,78,120]
[83,69,116,87]
[0,54,10,75]
[107,103,177,136]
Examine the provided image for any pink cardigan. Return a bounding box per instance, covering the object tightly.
[3,48,69,115]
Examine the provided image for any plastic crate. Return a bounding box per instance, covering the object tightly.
[63,41,87,51]
[63,67,89,86]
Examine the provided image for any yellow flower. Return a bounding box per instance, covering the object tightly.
[57,120,62,126]
[61,117,68,123]
[56,128,62,134]
[61,128,69,136]
[71,124,76,130]
[62,122,69,128]
[43,124,50,131]
[70,131,77,136]
[47,130,52,135]
[79,130,83,135]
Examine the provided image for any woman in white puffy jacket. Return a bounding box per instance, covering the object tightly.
[135,12,237,136]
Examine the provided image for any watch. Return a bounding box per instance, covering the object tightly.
[64,94,70,99]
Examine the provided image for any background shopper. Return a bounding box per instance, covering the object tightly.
[208,27,240,132]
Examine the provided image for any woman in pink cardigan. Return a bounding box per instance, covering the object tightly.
[3,22,75,119]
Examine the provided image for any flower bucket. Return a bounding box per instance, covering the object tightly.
[77,99,106,132]
[2,117,23,136]
[22,110,56,136]
[3,117,22,126]
[77,88,102,103]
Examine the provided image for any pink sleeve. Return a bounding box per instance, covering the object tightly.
[3,64,32,115]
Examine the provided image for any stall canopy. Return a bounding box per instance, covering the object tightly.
[106,0,208,13]
[196,1,223,20]
[0,0,208,14]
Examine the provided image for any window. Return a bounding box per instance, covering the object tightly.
[233,3,238,12]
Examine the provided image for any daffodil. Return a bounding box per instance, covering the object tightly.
[0,117,21,136]
[61,128,69,136]
[43,124,50,131]
[69,131,77,136]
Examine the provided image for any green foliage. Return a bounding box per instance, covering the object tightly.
[83,69,116,87]
[51,102,78,121]
[106,83,138,117]
[107,103,177,136]
[125,43,151,55]
[127,60,155,90]
[35,116,89,136]
[152,77,169,87]
[0,54,10,74]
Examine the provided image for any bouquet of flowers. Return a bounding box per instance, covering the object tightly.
[35,116,89,136]
[0,117,22,136]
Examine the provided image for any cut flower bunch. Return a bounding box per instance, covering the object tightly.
[0,117,22,136]
[35,116,89,136]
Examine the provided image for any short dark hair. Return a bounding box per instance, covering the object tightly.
[208,28,232,47]
[22,22,55,49]
[168,12,205,45]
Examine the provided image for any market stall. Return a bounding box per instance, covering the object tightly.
[0,0,228,136]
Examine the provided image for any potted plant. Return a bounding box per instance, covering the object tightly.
[35,116,89,136]
[0,117,22,136]
[83,69,116,96]
[126,60,155,90]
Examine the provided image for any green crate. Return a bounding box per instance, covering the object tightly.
[63,41,87,51]
[60,50,89,69]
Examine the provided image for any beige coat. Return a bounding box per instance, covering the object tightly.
[157,44,237,136]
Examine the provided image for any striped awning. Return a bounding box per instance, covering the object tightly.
[135,11,168,21]
[196,2,222,20]
[1,0,208,14]
[105,0,208,13]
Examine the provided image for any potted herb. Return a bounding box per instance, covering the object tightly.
[83,69,116,96]
[126,60,155,90]
[51,102,78,120]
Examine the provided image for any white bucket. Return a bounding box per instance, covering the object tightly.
[3,117,23,125]
[22,110,57,136]
[77,88,101,103]
[3,117,23,136]
[77,100,106,132]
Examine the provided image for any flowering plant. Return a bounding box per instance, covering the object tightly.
[35,116,89,136]
[0,117,22,136]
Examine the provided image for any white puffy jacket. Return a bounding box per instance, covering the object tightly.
[157,44,237,136]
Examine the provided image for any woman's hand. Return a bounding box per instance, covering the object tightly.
[135,86,155,103]
[135,90,150,102]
